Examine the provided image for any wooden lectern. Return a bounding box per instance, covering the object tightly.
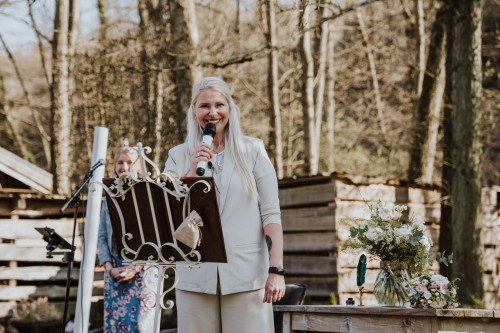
[97,143,226,333]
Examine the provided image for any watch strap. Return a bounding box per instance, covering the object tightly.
[269,266,285,276]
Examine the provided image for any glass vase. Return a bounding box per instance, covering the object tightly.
[373,264,410,307]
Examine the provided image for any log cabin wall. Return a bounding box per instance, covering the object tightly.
[278,175,500,309]
[0,193,104,326]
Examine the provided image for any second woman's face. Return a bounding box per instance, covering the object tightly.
[115,153,138,176]
[194,89,229,135]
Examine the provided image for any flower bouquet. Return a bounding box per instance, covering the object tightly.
[405,273,459,309]
[342,201,433,306]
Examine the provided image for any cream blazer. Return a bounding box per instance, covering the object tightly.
[164,136,281,295]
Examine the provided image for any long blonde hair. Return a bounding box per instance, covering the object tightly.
[186,77,256,196]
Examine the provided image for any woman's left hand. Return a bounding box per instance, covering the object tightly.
[263,273,286,303]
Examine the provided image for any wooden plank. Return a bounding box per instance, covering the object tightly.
[482,187,500,207]
[406,203,441,223]
[14,238,82,248]
[0,147,52,194]
[0,243,83,262]
[334,201,370,222]
[0,196,81,218]
[437,318,500,333]
[282,312,291,333]
[284,256,336,276]
[396,187,441,204]
[279,183,335,208]
[0,219,82,239]
[483,248,497,272]
[292,312,348,332]
[0,285,102,301]
[290,313,436,332]
[281,206,335,231]
[0,266,103,281]
[284,232,336,252]
[334,182,396,202]
[483,227,498,246]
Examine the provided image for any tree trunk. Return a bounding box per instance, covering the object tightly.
[312,1,329,174]
[299,0,317,175]
[441,0,484,307]
[168,0,202,142]
[414,0,425,97]
[326,16,343,173]
[408,6,447,183]
[50,0,72,194]
[265,0,284,179]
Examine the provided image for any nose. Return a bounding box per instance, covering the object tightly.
[121,162,130,172]
[209,106,218,115]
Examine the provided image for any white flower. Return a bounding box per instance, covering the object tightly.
[412,217,426,230]
[430,274,449,287]
[393,210,403,219]
[419,236,432,250]
[378,205,394,221]
[365,227,384,241]
[396,225,412,238]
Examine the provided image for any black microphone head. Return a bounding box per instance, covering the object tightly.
[196,167,206,176]
[203,123,216,137]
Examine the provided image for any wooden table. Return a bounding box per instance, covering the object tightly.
[273,305,500,333]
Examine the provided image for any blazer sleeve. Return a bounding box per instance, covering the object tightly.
[252,140,281,227]
[97,201,112,265]
[164,144,187,176]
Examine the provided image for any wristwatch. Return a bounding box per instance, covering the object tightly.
[269,266,285,276]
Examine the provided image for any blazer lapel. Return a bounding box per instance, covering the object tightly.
[218,151,235,214]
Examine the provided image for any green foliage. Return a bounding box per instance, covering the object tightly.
[436,251,454,267]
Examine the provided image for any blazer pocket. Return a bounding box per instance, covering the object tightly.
[235,243,262,253]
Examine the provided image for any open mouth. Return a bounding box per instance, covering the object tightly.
[204,119,221,125]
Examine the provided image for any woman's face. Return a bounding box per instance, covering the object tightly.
[194,88,229,136]
[114,152,138,176]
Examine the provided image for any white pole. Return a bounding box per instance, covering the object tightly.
[74,127,108,333]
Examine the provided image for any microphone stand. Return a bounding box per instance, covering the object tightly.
[59,165,101,333]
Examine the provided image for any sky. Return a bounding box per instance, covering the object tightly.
[0,0,99,53]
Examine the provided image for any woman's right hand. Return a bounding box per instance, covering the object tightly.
[187,143,213,176]
[108,266,139,283]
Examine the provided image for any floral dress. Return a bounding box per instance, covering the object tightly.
[103,248,158,332]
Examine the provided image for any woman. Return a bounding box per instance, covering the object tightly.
[97,146,156,332]
[164,76,286,333]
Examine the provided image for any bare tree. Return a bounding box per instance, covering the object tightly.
[263,0,283,178]
[414,0,425,97]
[299,0,316,175]
[408,6,447,183]
[50,0,80,194]
[441,0,485,307]
[325,13,343,173]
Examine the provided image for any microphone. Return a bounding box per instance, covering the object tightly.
[196,123,216,176]
[88,159,105,175]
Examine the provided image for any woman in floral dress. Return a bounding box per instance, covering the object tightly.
[97,146,157,332]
